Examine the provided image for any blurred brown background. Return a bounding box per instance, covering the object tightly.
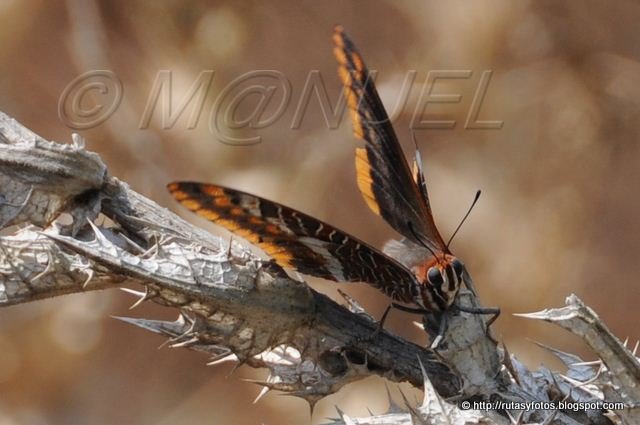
[1,1,639,424]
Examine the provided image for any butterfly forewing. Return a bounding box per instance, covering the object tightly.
[167,182,420,304]
[333,26,447,254]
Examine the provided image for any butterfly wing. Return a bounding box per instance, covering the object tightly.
[333,26,447,254]
[167,182,420,303]
[412,149,430,206]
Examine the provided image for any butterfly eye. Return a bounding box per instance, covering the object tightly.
[452,258,464,276]
[427,267,443,286]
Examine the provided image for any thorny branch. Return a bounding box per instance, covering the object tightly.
[0,112,638,424]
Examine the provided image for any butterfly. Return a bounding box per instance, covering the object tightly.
[168,25,498,347]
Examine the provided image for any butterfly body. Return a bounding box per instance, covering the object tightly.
[168,26,490,343]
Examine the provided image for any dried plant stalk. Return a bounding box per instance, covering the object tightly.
[1,112,636,424]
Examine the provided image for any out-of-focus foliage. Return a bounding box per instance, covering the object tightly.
[0,1,639,424]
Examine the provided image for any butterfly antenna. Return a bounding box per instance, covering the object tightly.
[446,190,481,250]
[408,221,438,258]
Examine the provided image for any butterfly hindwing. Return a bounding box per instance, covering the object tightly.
[167,182,419,303]
[333,26,447,253]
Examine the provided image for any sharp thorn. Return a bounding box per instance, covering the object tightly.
[120,286,154,310]
[253,386,270,404]
[169,336,200,348]
[206,352,237,366]
[81,269,94,289]
[120,287,146,297]
[86,219,111,245]
[334,406,354,424]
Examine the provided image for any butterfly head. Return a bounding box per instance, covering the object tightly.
[415,254,465,310]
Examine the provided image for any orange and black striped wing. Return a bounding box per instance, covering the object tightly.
[167,182,420,303]
[333,26,447,253]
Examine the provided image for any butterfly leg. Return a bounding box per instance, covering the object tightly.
[455,304,500,323]
[354,304,393,344]
[390,302,429,315]
[254,259,290,281]
[391,303,449,349]
[454,303,500,344]
[371,304,393,337]
[428,311,450,350]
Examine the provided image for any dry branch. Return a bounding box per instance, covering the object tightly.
[0,112,637,424]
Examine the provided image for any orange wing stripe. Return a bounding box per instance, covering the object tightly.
[167,183,295,268]
[354,147,381,216]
